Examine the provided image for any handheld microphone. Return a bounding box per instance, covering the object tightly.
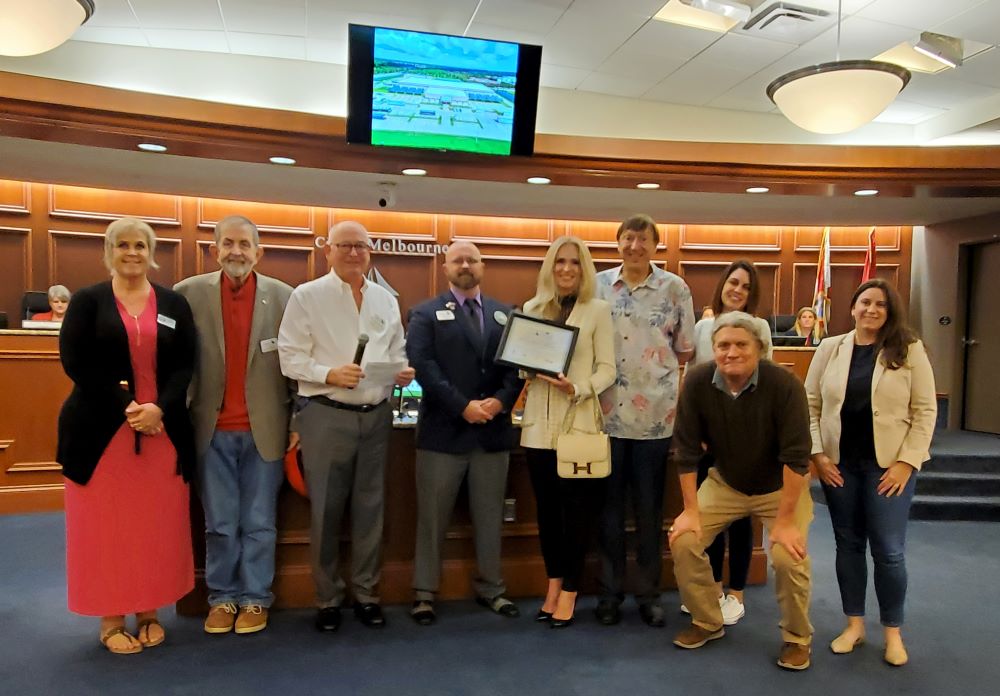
[353,333,369,365]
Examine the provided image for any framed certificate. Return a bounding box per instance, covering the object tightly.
[494,311,579,377]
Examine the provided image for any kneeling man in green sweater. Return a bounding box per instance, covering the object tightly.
[669,311,813,671]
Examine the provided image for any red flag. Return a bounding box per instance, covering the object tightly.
[861,226,876,282]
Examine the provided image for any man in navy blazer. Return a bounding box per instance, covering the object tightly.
[406,240,523,625]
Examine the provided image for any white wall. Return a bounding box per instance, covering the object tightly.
[912,214,1000,427]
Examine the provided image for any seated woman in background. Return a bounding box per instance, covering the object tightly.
[31,285,72,322]
[521,235,616,628]
[785,306,824,346]
[57,217,197,655]
[805,278,936,667]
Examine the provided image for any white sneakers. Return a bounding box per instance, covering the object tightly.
[680,594,745,626]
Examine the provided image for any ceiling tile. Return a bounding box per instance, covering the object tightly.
[539,63,591,90]
[644,64,747,105]
[626,19,723,61]
[219,1,308,37]
[306,38,349,65]
[854,0,985,32]
[69,28,149,48]
[577,72,665,98]
[227,33,308,61]
[463,23,547,47]
[597,47,684,81]
[872,99,947,125]
[85,0,140,28]
[902,72,1000,108]
[473,0,569,35]
[687,33,796,74]
[950,47,1000,89]
[144,29,231,53]
[129,0,226,31]
[932,1,1000,45]
[542,7,650,70]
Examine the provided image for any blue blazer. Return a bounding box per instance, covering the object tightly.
[406,292,523,454]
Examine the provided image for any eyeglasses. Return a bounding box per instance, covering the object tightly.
[448,256,482,266]
[333,242,371,253]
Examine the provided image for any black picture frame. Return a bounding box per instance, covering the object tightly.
[494,311,579,378]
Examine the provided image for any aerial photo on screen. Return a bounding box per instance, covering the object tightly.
[371,28,520,155]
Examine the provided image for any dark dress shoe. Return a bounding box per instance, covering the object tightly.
[639,603,666,628]
[595,600,622,626]
[475,596,520,618]
[535,609,553,622]
[410,601,436,626]
[549,615,575,629]
[315,607,342,632]
[354,603,386,628]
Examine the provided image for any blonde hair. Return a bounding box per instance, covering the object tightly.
[793,306,823,342]
[525,235,596,320]
[103,217,160,272]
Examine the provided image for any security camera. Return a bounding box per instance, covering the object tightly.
[377,182,396,209]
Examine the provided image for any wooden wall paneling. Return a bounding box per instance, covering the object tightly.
[330,208,438,238]
[197,197,315,235]
[449,214,551,245]
[793,225,903,252]
[48,185,182,225]
[48,230,182,290]
[0,180,31,214]
[369,253,437,322]
[478,256,544,309]
[0,227,30,325]
[195,240,316,288]
[792,263,901,336]
[679,225,782,252]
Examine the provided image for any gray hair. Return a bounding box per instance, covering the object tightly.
[103,217,160,272]
[214,215,259,246]
[712,311,766,350]
[47,284,71,301]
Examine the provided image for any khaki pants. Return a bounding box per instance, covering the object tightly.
[670,468,814,645]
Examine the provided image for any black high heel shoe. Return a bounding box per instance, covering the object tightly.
[535,609,553,622]
[549,614,575,629]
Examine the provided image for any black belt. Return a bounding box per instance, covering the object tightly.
[310,395,386,413]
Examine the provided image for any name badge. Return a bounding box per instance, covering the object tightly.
[156,314,176,329]
[494,310,508,326]
[260,338,278,353]
[436,310,455,321]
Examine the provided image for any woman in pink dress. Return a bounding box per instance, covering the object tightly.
[57,217,197,655]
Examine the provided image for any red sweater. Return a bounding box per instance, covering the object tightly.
[216,272,256,431]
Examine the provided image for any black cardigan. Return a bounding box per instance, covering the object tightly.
[57,281,197,485]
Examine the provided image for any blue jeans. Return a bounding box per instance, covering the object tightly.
[822,457,916,627]
[199,431,284,608]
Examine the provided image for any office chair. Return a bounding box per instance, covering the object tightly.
[769,314,796,334]
[21,291,50,320]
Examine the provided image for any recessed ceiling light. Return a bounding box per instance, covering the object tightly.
[746,186,770,193]
[269,156,296,165]
[137,143,167,152]
[527,176,551,185]
[636,183,660,190]
[854,189,879,196]
[402,168,427,176]
[654,0,750,33]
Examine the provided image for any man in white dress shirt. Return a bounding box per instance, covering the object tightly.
[278,220,414,633]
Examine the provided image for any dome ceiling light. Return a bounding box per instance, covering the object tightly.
[766,0,910,135]
[0,0,95,57]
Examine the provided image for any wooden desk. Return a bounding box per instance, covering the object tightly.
[0,330,70,514]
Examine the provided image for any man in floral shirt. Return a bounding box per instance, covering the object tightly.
[594,214,696,628]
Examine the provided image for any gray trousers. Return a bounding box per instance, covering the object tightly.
[413,448,509,602]
[295,399,392,607]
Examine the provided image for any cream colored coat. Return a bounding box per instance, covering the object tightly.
[519,297,616,450]
[804,331,937,470]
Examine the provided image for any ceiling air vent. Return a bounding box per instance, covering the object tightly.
[739,2,833,44]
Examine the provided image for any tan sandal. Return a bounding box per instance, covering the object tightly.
[100,626,143,655]
[136,619,165,648]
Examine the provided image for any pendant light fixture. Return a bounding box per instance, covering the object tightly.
[766,0,910,134]
[0,0,95,57]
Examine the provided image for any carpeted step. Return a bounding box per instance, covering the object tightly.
[909,495,1000,522]
[924,454,1000,474]
[916,471,1000,497]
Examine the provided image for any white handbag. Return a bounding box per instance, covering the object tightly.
[555,387,611,479]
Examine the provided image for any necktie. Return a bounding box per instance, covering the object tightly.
[466,300,481,336]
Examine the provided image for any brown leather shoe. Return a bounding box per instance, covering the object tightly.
[672,623,725,649]
[235,605,268,634]
[777,642,811,670]
[204,602,238,634]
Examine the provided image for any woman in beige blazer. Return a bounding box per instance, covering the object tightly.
[520,235,616,628]
[805,278,936,667]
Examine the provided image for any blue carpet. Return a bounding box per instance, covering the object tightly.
[0,506,995,696]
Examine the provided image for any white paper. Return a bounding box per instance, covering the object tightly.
[359,361,408,387]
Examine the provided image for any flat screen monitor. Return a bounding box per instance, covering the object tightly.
[771,334,808,347]
[347,24,542,156]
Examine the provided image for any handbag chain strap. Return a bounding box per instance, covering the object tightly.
[559,383,605,435]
